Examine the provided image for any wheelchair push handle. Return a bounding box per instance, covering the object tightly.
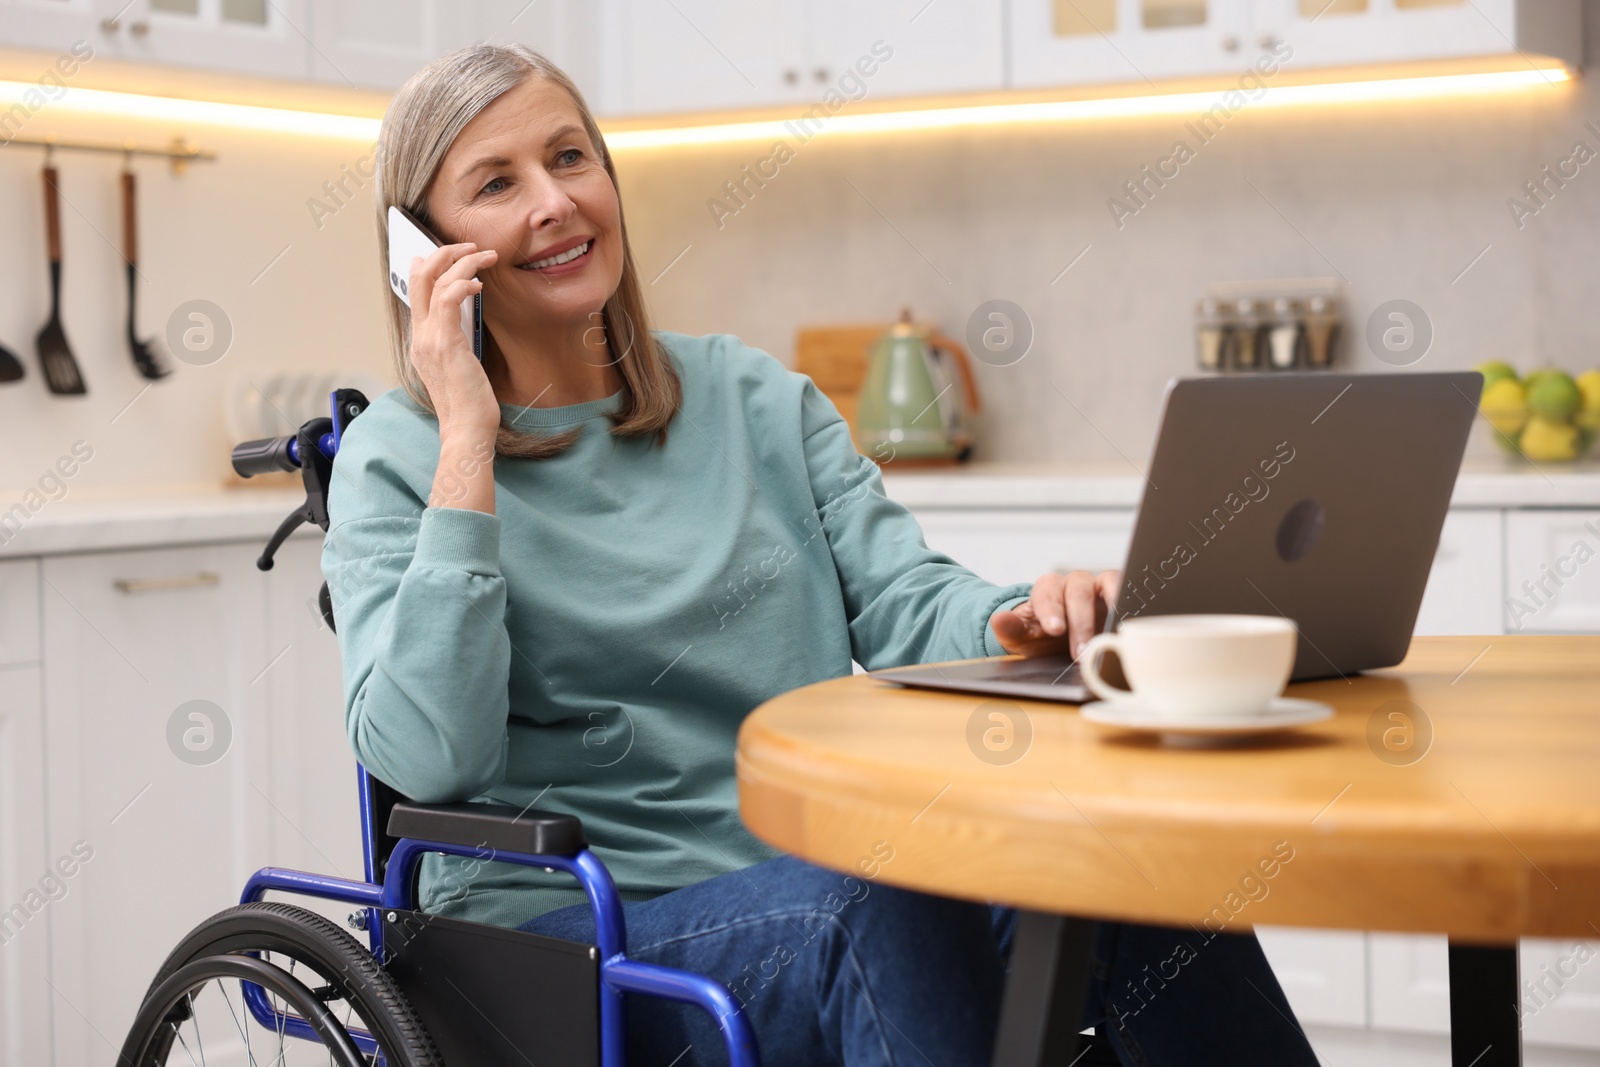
[232,388,370,615]
[231,434,301,478]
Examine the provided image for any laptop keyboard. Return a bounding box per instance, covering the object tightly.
[993,658,1083,686]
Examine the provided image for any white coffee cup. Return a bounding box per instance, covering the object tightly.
[1078,614,1297,719]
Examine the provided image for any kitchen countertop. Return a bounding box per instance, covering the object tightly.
[1,460,1597,558]
[880,458,1600,509]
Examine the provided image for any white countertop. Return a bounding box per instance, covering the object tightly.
[1,460,1597,559]
[880,459,1600,510]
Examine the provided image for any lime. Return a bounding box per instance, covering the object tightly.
[1528,371,1581,422]
[1520,415,1582,462]
[1479,377,1528,439]
[1475,361,1518,393]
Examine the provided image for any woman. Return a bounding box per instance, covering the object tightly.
[324,43,1317,1067]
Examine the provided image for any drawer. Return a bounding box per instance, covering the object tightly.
[1504,510,1600,633]
[0,558,40,664]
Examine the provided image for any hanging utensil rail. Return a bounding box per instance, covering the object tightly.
[4,134,217,174]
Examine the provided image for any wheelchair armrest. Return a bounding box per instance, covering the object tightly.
[387,801,587,858]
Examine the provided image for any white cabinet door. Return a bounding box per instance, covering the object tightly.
[1504,510,1600,634]
[1370,933,1600,1050]
[1254,925,1367,1027]
[1369,931,1451,1035]
[1009,0,1253,90]
[306,0,503,90]
[807,0,1002,101]
[0,663,51,1067]
[910,508,1136,587]
[106,0,311,80]
[619,0,808,115]
[257,535,366,928]
[42,542,269,1066]
[480,0,612,113]
[1517,938,1600,1050]
[0,0,103,54]
[0,560,40,667]
[1413,509,1503,637]
[1252,0,1581,71]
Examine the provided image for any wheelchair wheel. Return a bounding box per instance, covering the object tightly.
[119,901,440,1067]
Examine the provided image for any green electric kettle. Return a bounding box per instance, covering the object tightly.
[854,307,982,463]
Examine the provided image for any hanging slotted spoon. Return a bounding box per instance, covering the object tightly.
[121,166,170,380]
[35,161,86,395]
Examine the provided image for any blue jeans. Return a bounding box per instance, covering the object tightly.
[517,855,1318,1066]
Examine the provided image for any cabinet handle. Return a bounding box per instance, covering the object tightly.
[1258,34,1281,50]
[131,20,149,36]
[1220,34,1240,52]
[782,68,799,85]
[99,16,120,32]
[813,67,829,83]
[114,572,221,594]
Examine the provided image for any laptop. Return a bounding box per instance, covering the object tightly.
[871,371,1482,703]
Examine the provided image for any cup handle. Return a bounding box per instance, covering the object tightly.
[1079,633,1132,703]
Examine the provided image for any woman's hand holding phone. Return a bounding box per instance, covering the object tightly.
[408,242,498,436]
[407,242,500,514]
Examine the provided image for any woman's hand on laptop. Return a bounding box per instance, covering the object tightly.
[989,570,1121,661]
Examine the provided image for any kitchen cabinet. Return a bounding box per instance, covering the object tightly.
[0,0,308,80]
[614,0,1004,118]
[1412,509,1504,637]
[257,536,366,927]
[0,558,50,1067]
[0,0,108,56]
[807,0,1004,102]
[1504,509,1600,634]
[304,0,603,96]
[1370,933,1600,1050]
[102,0,312,81]
[617,0,810,116]
[1008,0,1254,90]
[1007,0,1581,92]
[1250,0,1582,73]
[1254,925,1367,1027]
[41,541,271,1065]
[915,508,1136,584]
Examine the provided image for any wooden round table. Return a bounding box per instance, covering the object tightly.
[736,635,1600,1066]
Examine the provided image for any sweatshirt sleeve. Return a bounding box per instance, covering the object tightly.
[796,376,1033,669]
[321,430,512,803]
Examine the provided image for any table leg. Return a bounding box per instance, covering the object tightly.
[1448,940,1521,1067]
[992,910,1095,1066]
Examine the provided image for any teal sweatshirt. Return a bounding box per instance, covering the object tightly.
[321,330,1032,928]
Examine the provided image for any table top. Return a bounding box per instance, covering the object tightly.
[736,636,1600,941]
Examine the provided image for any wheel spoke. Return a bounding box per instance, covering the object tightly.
[218,977,258,1067]
[171,1020,202,1067]
[188,991,207,1065]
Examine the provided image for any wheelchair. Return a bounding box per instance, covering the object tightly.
[116,388,759,1067]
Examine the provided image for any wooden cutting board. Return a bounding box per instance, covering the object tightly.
[794,324,882,448]
[794,322,967,466]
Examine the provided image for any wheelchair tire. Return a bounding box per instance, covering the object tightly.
[123,901,440,1067]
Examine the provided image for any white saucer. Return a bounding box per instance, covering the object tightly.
[1079,697,1333,744]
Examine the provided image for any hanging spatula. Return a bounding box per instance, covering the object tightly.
[121,167,170,380]
[35,162,86,395]
[0,338,23,383]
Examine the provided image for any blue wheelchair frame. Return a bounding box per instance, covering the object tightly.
[227,390,759,1067]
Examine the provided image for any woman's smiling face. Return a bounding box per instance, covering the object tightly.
[424,76,622,345]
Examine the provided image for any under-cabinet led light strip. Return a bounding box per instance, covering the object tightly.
[0,65,1572,147]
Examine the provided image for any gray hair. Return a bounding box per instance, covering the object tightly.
[372,43,680,459]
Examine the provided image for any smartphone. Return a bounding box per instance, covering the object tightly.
[387,205,484,362]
